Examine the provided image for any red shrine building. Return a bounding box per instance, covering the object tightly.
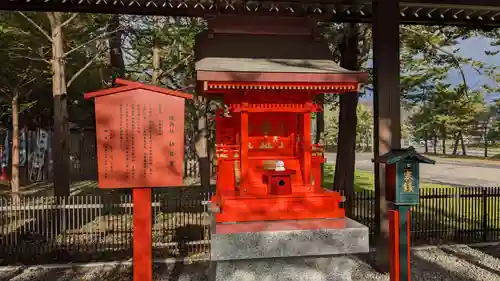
[196,16,368,223]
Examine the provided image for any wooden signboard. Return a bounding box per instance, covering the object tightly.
[85,79,192,188]
[86,79,192,281]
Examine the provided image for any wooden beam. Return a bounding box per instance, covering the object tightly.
[3,1,500,26]
[372,0,401,273]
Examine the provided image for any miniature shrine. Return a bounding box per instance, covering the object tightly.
[196,16,369,223]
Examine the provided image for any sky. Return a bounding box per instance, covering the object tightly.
[363,36,500,103]
[447,36,500,102]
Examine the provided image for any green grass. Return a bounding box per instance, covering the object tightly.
[322,164,500,234]
[467,143,500,149]
[491,154,500,160]
[323,164,450,192]
[423,152,500,162]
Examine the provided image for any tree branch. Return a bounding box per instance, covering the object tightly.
[20,77,37,89]
[401,26,469,98]
[0,87,13,100]
[63,26,120,58]
[159,54,194,79]
[10,55,50,64]
[17,12,53,43]
[60,13,78,28]
[67,49,106,88]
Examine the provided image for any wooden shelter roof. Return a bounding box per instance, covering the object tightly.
[196,33,347,74]
[3,0,500,26]
[195,32,368,85]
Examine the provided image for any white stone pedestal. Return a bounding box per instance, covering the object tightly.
[209,218,369,281]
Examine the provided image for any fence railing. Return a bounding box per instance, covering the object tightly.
[0,185,499,265]
[349,186,500,244]
[0,188,214,264]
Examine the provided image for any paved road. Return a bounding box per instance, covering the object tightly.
[326,153,500,187]
[412,145,500,158]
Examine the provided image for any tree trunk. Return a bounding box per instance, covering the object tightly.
[459,131,466,156]
[442,133,446,155]
[11,91,20,203]
[452,131,459,155]
[48,12,70,197]
[433,133,437,154]
[108,14,125,78]
[424,131,429,153]
[484,127,488,158]
[195,97,210,189]
[333,23,358,218]
[152,17,161,85]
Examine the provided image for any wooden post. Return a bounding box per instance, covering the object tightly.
[133,188,153,281]
[389,206,411,281]
[240,110,249,191]
[303,111,312,184]
[373,0,401,272]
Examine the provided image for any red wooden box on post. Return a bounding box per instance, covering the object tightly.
[84,79,192,281]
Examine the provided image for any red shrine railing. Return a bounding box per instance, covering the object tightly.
[228,103,322,113]
[215,143,324,161]
[312,144,325,158]
[215,144,240,160]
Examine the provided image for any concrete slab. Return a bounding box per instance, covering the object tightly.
[211,218,369,261]
[210,217,369,281]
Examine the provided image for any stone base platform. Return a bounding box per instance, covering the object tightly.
[210,218,369,281]
[211,256,355,281]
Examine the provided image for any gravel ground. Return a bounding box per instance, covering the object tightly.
[352,245,500,281]
[0,245,499,281]
[0,262,208,281]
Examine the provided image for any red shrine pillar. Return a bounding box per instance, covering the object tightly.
[302,110,312,185]
[240,107,249,191]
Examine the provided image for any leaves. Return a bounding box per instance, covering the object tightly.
[323,103,373,149]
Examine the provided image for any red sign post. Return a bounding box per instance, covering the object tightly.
[85,79,192,281]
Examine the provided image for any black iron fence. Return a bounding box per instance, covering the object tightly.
[0,187,214,265]
[0,185,500,265]
[350,186,500,244]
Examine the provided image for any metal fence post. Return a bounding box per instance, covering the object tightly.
[482,187,488,242]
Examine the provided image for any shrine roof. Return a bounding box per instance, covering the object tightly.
[84,79,192,100]
[373,147,436,165]
[195,32,367,84]
[197,58,349,74]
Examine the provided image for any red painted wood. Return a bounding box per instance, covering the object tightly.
[133,188,152,281]
[311,156,324,191]
[389,209,400,281]
[240,111,249,191]
[85,81,192,189]
[408,210,412,281]
[263,170,296,196]
[303,111,312,185]
[212,191,345,223]
[262,170,297,176]
[205,81,358,93]
[86,80,192,280]
[212,89,344,223]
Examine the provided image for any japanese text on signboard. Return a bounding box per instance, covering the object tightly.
[94,89,185,188]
